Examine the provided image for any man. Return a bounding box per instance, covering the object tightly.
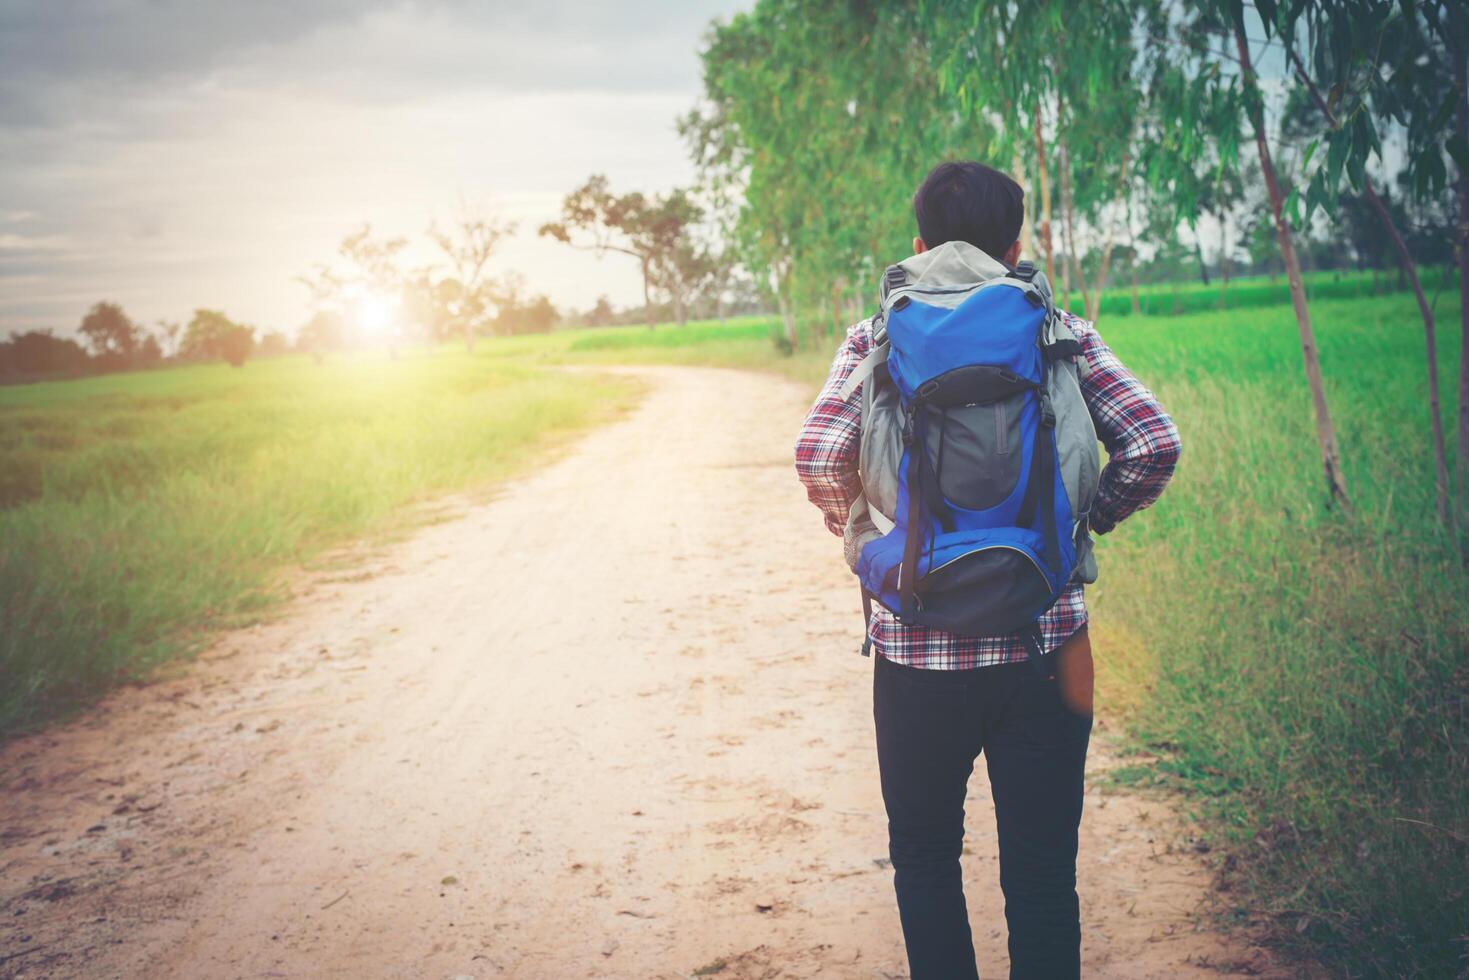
[794,161,1181,979]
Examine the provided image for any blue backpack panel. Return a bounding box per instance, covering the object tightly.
[853,267,1080,653]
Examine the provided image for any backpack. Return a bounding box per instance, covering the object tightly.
[836,240,1101,664]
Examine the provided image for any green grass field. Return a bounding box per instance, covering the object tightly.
[1093,264,1458,318]
[2,270,1465,975]
[0,355,641,734]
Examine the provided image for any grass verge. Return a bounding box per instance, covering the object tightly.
[0,352,640,735]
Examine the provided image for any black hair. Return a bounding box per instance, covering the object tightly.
[912,161,1025,258]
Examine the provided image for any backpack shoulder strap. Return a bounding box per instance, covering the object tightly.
[838,339,889,401]
[837,311,891,401]
[1047,315,1091,379]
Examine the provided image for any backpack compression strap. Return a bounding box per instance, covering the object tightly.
[1015,362,1062,580]
[898,405,926,621]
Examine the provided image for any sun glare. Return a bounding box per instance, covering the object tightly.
[355,294,396,337]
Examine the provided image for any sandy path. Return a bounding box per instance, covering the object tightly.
[0,366,1284,979]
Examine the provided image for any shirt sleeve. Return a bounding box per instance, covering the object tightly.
[1069,314,1182,534]
[794,321,871,537]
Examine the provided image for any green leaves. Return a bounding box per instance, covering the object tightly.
[1447,132,1469,177]
[686,0,1463,331]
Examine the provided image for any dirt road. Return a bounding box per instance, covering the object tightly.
[0,366,1283,979]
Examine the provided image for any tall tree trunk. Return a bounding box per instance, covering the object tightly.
[774,268,797,351]
[1087,229,1118,324]
[1056,94,1076,307]
[1013,147,1033,260]
[1077,146,1127,324]
[1377,175,1455,529]
[1451,2,1469,553]
[1236,26,1351,512]
[1127,200,1142,315]
[641,257,655,330]
[1219,209,1231,306]
[1194,236,1212,286]
[1292,51,1453,529]
[1032,104,1055,282]
[1059,138,1081,312]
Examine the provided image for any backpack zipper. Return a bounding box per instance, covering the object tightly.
[925,544,1047,582]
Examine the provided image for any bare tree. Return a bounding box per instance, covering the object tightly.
[428,202,516,352]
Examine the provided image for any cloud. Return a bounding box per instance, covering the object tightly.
[0,1,732,127]
[0,232,70,252]
[0,0,748,334]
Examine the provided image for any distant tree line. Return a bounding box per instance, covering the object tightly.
[0,303,284,383]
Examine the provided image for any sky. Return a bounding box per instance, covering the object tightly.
[0,0,750,338]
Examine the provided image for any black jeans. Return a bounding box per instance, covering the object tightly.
[873,651,1092,980]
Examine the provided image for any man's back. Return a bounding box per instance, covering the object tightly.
[792,160,1179,980]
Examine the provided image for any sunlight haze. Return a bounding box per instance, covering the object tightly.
[0,0,750,337]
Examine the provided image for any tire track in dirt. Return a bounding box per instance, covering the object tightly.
[0,366,1286,978]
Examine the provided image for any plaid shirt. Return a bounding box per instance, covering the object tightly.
[795,310,1181,669]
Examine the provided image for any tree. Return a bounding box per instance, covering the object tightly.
[297,310,346,364]
[399,271,462,346]
[180,309,254,367]
[687,0,982,350]
[77,302,140,366]
[1287,0,1465,543]
[1229,15,1351,511]
[586,296,616,327]
[0,330,91,379]
[427,204,515,351]
[216,327,252,367]
[136,333,163,368]
[299,225,407,353]
[697,249,740,323]
[154,319,182,359]
[540,176,702,330]
[1295,58,1452,525]
[1453,1,1467,557]
[257,331,290,358]
[491,274,559,335]
[650,238,714,326]
[1240,205,1280,277]
[1134,3,1352,511]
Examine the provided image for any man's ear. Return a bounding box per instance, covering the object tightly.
[913,236,927,255]
[1003,239,1022,267]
